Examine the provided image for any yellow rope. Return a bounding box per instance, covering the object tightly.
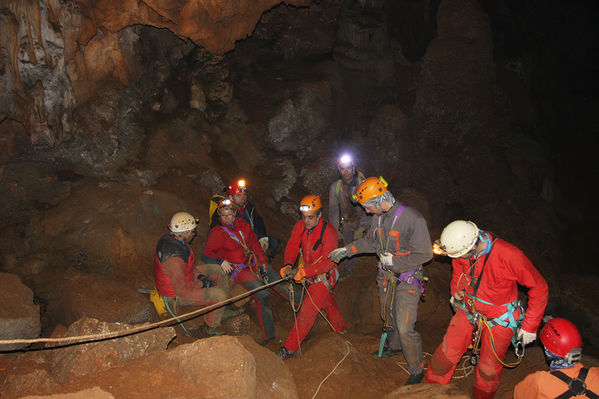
[480,316,522,368]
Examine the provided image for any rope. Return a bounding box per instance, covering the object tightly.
[395,352,475,380]
[0,277,287,350]
[311,340,352,399]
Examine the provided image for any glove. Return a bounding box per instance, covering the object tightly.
[293,268,306,282]
[379,252,393,267]
[197,274,217,288]
[329,247,348,263]
[518,329,537,346]
[353,226,367,240]
[259,237,269,252]
[258,264,268,283]
[279,265,297,279]
[449,291,464,313]
[220,260,233,274]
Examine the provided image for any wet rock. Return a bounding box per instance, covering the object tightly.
[267,82,332,153]
[46,317,175,384]
[0,272,41,351]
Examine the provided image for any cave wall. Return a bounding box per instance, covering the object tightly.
[0,0,597,342]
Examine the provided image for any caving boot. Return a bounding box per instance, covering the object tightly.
[405,371,424,385]
[222,305,244,322]
[205,326,225,337]
[276,347,295,360]
[371,346,402,359]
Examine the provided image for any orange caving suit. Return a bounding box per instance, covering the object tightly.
[514,363,599,398]
[154,233,227,328]
[425,234,548,399]
[283,218,347,352]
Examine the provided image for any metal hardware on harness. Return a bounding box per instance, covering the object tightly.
[470,312,482,366]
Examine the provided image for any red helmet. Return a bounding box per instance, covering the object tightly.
[540,318,582,361]
[226,179,247,195]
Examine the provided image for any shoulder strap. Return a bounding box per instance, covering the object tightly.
[335,180,342,196]
[551,368,598,399]
[312,220,328,251]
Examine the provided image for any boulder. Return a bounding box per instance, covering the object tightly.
[165,335,298,399]
[46,317,175,383]
[0,272,41,351]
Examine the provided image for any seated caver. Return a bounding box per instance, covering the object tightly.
[514,317,599,399]
[153,211,239,336]
[204,198,300,344]
[203,179,281,264]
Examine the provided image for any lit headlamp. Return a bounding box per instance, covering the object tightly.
[299,205,311,212]
[433,240,446,256]
[237,179,246,188]
[338,154,353,167]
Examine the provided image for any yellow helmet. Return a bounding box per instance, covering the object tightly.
[354,176,388,204]
[299,195,322,212]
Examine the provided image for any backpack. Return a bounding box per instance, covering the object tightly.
[208,194,225,227]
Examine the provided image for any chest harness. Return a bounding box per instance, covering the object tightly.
[298,221,338,290]
[550,368,599,399]
[336,174,364,224]
[459,233,525,366]
[376,204,428,357]
[220,224,266,282]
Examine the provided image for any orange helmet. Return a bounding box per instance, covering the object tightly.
[226,179,247,195]
[217,198,236,215]
[354,176,388,204]
[299,195,322,212]
[337,154,354,169]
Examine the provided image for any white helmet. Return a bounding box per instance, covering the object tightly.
[439,220,479,258]
[168,212,197,233]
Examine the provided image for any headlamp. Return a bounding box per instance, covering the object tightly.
[432,240,446,256]
[299,205,310,212]
[237,179,246,188]
[338,154,353,167]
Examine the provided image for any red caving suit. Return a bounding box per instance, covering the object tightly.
[425,234,548,399]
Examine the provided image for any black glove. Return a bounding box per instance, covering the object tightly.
[198,274,217,288]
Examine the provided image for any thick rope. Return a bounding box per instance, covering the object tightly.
[0,277,287,350]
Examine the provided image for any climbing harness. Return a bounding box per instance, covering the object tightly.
[551,367,599,399]
[456,233,526,367]
[220,224,266,282]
